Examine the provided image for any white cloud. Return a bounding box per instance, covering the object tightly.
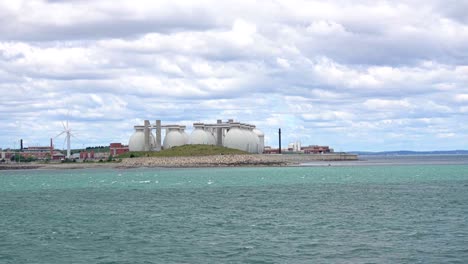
[306,20,348,35]
[454,94,468,102]
[0,0,467,151]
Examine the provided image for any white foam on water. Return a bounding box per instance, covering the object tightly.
[138,180,151,184]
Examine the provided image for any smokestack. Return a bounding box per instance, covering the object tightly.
[278,128,281,154]
[20,139,23,151]
[50,138,53,159]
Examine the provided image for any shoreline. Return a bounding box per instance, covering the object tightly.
[0,153,358,170]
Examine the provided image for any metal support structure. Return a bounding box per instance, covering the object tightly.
[216,119,223,146]
[144,120,150,151]
[155,119,161,151]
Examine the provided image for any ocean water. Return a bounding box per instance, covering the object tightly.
[1,161,468,263]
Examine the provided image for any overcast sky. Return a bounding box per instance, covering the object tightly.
[1,0,467,151]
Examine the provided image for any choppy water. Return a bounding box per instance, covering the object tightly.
[1,162,468,263]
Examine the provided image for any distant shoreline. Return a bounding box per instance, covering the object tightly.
[1,153,467,170]
[0,153,358,170]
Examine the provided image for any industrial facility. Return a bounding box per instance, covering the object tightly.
[0,138,65,162]
[128,119,265,154]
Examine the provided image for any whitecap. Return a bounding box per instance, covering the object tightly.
[138,180,151,184]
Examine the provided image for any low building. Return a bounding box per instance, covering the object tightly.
[80,150,95,160]
[109,143,129,156]
[263,146,280,154]
[1,147,64,162]
[263,144,333,154]
[301,145,333,154]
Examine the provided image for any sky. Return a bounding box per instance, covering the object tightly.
[0,0,467,152]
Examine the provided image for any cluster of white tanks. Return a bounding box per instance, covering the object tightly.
[128,119,265,154]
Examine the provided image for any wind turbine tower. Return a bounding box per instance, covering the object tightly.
[56,120,73,159]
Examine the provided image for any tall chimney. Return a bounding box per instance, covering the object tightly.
[50,138,53,159]
[278,128,282,154]
[20,139,23,151]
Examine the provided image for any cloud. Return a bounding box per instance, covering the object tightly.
[0,0,467,151]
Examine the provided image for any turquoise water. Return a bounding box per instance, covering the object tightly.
[1,165,468,263]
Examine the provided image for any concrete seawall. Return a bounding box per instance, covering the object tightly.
[278,153,359,162]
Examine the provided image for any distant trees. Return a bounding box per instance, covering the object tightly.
[86,146,108,150]
[9,155,38,162]
[84,146,110,153]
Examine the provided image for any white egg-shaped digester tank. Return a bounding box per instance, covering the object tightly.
[206,129,216,145]
[242,124,259,154]
[248,126,260,154]
[189,124,213,145]
[253,128,265,153]
[239,125,252,153]
[178,126,189,145]
[224,123,248,152]
[128,126,156,151]
[163,126,187,149]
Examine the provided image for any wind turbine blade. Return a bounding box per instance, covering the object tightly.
[55,131,66,138]
[61,121,67,131]
[66,120,69,130]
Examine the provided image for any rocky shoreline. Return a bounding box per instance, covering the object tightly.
[0,153,358,170]
[119,155,289,168]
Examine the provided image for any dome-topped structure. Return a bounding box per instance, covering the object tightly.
[181,132,189,144]
[241,124,259,154]
[224,123,249,152]
[129,126,156,151]
[207,130,216,145]
[163,127,187,149]
[190,123,215,145]
[247,127,260,154]
[253,128,265,154]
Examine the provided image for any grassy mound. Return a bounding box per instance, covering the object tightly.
[118,144,248,158]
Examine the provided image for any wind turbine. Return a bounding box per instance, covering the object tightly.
[55,120,73,159]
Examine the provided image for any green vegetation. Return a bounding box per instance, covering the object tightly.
[85,146,110,152]
[70,146,110,154]
[9,155,38,163]
[60,158,76,163]
[118,145,248,158]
